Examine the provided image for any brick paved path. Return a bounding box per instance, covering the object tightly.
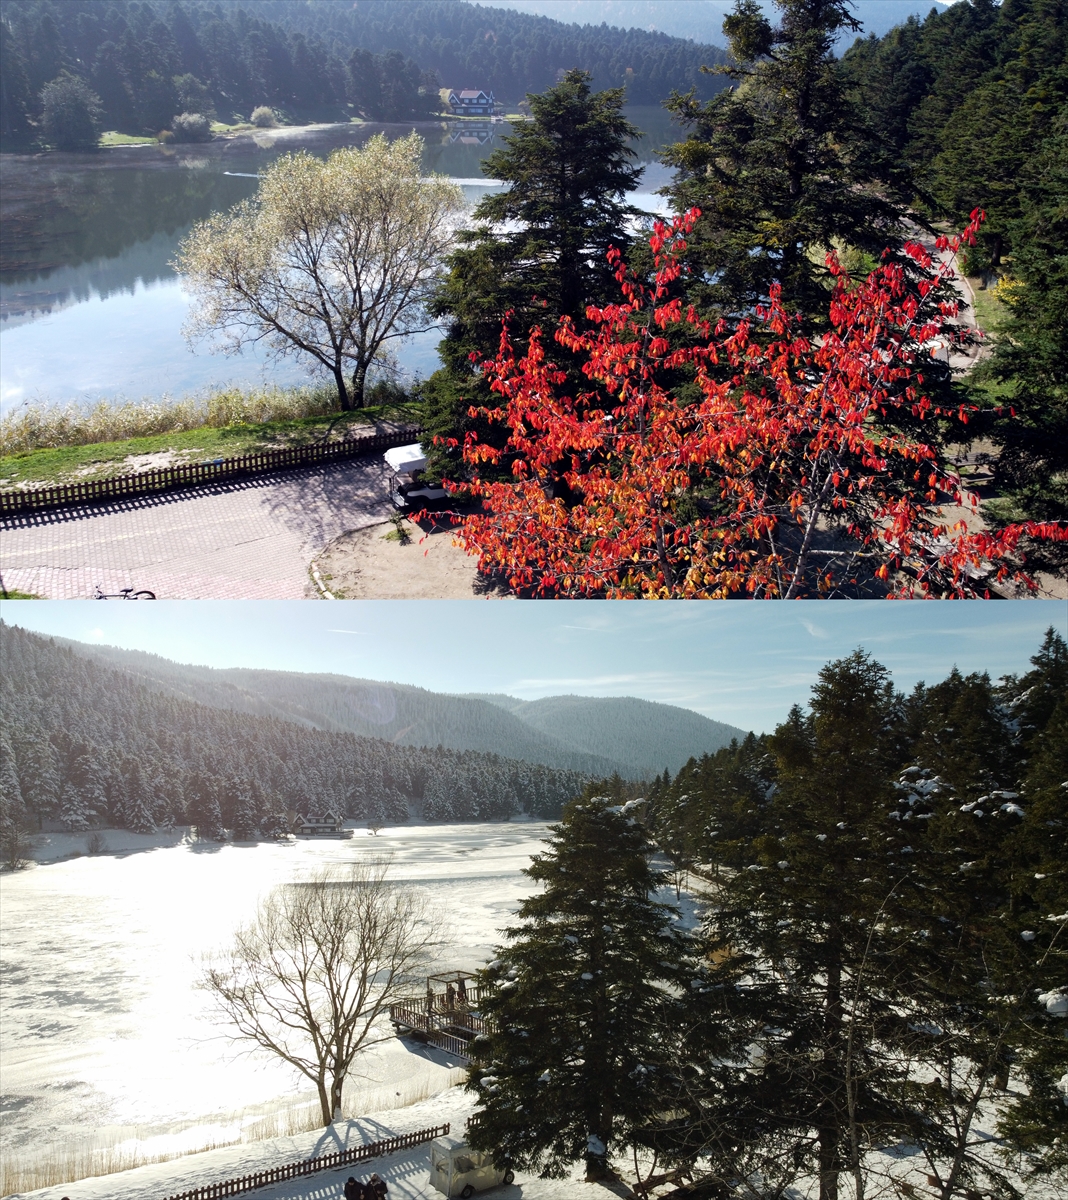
[0,457,393,599]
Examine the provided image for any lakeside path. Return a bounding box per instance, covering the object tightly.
[0,457,394,599]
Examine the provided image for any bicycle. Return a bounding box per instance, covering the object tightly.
[93,585,156,599]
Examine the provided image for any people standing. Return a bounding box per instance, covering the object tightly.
[369,1172,389,1198]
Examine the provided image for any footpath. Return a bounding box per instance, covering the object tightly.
[11,1089,623,1200]
[0,455,393,600]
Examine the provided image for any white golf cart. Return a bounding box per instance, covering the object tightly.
[429,1133,514,1197]
[383,443,447,510]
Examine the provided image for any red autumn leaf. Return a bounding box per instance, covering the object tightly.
[436,209,1065,598]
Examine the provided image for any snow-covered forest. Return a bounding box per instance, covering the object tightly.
[44,636,745,778]
[466,633,1068,1193]
[0,624,588,837]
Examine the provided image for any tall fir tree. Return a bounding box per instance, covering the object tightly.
[662,0,911,330]
[469,789,694,1181]
[422,69,642,481]
[665,653,925,1200]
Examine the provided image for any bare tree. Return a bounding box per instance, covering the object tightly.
[202,859,435,1125]
[175,134,464,410]
[0,817,34,871]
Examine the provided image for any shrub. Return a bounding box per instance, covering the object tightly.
[250,106,278,128]
[170,112,212,143]
[40,74,103,151]
[157,129,175,144]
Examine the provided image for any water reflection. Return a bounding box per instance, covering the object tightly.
[0,109,678,410]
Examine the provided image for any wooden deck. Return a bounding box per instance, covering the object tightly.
[389,979,493,1063]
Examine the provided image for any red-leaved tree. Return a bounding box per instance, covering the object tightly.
[441,209,1065,597]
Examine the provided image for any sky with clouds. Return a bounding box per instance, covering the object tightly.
[2,600,1063,734]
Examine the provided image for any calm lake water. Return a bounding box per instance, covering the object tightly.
[0,110,674,416]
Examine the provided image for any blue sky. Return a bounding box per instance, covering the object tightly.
[2,600,1063,733]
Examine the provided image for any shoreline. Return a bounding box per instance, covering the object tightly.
[0,116,507,169]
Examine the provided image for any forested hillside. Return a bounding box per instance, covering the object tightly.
[470,632,1068,1186]
[490,1,951,43]
[471,694,742,778]
[0,0,728,148]
[39,637,619,774]
[0,0,436,143]
[38,636,745,776]
[841,0,1068,561]
[206,0,729,103]
[0,624,588,837]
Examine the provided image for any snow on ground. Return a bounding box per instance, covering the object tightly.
[0,822,552,1180]
[6,1086,632,1200]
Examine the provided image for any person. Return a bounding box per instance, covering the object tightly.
[343,1176,362,1200]
[369,1172,389,1198]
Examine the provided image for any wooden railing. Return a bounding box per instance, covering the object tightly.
[390,1002,491,1039]
[0,426,422,517]
[165,1122,448,1200]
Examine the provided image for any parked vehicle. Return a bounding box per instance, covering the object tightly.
[429,1134,514,1197]
[383,443,447,510]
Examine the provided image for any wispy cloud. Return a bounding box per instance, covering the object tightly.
[799,617,830,640]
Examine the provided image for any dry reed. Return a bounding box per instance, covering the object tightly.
[0,385,340,457]
[0,1066,467,1196]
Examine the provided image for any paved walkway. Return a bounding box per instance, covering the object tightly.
[0,457,394,599]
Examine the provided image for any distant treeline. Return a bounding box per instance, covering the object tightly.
[0,0,728,148]
[216,0,729,104]
[0,0,439,145]
[0,624,588,838]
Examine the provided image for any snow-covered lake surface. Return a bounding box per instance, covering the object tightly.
[0,822,550,1174]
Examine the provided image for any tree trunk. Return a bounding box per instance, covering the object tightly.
[818,1126,839,1200]
[333,365,353,412]
[351,360,369,409]
[317,1077,333,1126]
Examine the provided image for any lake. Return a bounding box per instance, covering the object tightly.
[0,110,676,417]
[0,822,549,1165]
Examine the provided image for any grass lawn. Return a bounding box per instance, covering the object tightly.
[969,280,1010,339]
[99,131,157,146]
[0,404,419,490]
[210,120,256,134]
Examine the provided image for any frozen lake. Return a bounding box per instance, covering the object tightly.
[0,821,550,1166]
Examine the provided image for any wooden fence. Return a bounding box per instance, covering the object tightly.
[165,1122,449,1200]
[0,427,422,517]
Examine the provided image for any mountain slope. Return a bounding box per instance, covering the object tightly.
[44,640,619,777]
[44,639,746,779]
[472,693,744,778]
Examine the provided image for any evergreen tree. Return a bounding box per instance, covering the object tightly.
[982,114,1068,569]
[662,0,910,329]
[469,790,694,1181]
[422,69,642,481]
[0,15,34,147]
[121,758,157,833]
[997,688,1068,1174]
[0,731,25,828]
[668,653,922,1200]
[188,771,224,840]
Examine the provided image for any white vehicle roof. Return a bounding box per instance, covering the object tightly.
[384,443,427,474]
[431,1134,469,1153]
